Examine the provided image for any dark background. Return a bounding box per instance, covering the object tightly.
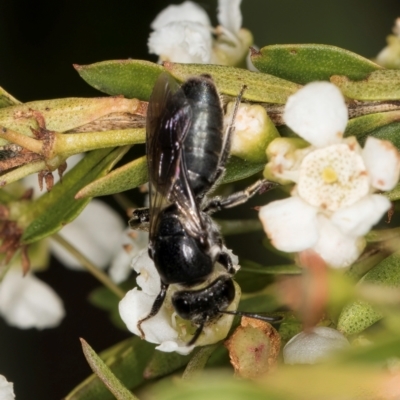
[0,1,399,399]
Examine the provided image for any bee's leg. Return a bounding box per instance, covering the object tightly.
[214,85,247,183]
[217,251,236,275]
[204,179,277,214]
[129,207,150,230]
[137,282,169,339]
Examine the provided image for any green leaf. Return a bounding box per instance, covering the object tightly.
[216,219,263,236]
[164,62,301,104]
[345,110,400,139]
[221,156,265,184]
[21,147,128,244]
[66,337,154,400]
[335,335,400,364]
[77,155,264,198]
[149,374,286,400]
[144,351,191,380]
[338,251,400,335]
[235,260,274,293]
[0,86,21,108]
[251,44,381,85]
[80,338,139,400]
[361,121,400,149]
[75,60,164,100]
[76,156,148,198]
[331,70,400,100]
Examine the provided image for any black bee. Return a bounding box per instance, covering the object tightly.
[130,73,275,345]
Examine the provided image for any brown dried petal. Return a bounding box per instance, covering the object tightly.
[225,316,281,380]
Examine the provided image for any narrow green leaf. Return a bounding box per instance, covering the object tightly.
[361,121,400,149]
[150,373,286,400]
[251,44,381,84]
[164,62,301,104]
[80,338,139,400]
[331,70,400,100]
[144,351,191,380]
[216,219,263,236]
[345,110,400,139]
[66,337,154,400]
[0,86,21,108]
[77,155,264,198]
[338,251,400,335]
[76,156,148,198]
[221,156,265,184]
[335,335,400,364]
[182,345,218,380]
[21,147,128,244]
[75,60,164,100]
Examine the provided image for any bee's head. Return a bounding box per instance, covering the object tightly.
[172,275,235,345]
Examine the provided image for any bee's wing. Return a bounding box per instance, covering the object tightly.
[147,73,193,239]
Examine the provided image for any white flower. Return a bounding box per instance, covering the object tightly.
[119,249,241,355]
[109,230,149,284]
[0,268,65,329]
[260,82,400,268]
[49,199,125,270]
[283,326,350,364]
[148,0,252,66]
[0,375,15,400]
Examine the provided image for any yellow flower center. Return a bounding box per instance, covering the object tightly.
[322,166,338,183]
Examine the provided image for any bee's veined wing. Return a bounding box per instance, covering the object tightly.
[146,73,194,239]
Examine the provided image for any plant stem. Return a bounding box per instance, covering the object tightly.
[182,344,218,380]
[51,233,125,299]
[0,126,43,154]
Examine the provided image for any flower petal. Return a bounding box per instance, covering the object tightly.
[50,199,125,270]
[217,0,242,34]
[109,230,149,284]
[331,194,391,237]
[156,341,194,355]
[132,249,161,296]
[313,215,365,268]
[283,327,350,364]
[150,1,210,30]
[0,375,15,400]
[148,21,212,63]
[362,136,400,191]
[259,197,319,252]
[0,270,65,329]
[119,288,179,343]
[284,82,348,148]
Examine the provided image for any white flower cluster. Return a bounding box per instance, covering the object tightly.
[148,0,252,66]
[260,82,400,268]
[0,154,130,330]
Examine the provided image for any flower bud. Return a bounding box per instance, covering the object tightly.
[226,102,279,163]
[263,137,309,184]
[283,326,350,364]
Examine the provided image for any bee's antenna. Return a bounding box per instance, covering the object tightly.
[220,310,283,323]
[187,322,205,346]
